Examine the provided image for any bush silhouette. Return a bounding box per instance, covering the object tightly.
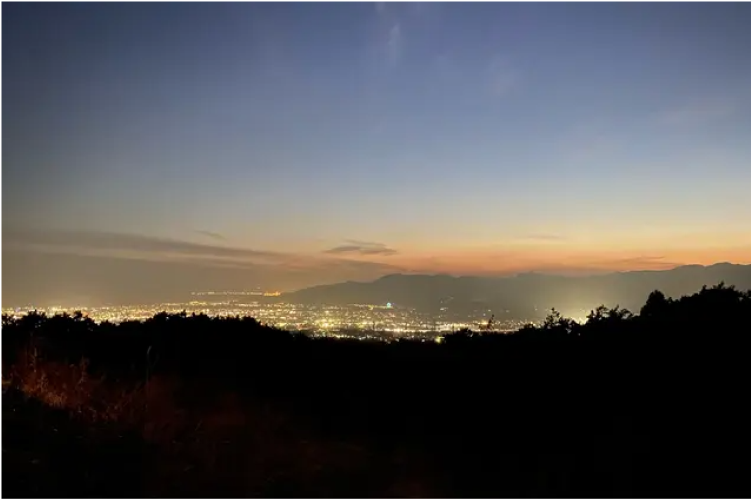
[3,282,751,497]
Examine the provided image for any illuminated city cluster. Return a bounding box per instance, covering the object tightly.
[2,299,537,341]
[191,290,282,297]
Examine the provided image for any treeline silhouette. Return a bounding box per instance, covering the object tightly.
[3,283,751,497]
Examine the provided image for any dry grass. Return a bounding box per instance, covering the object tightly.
[5,343,439,496]
[9,346,142,422]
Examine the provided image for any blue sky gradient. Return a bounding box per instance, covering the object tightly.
[4,2,751,294]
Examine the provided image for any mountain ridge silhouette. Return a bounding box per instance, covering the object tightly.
[283,263,751,316]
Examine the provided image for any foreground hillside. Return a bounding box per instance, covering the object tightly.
[3,283,751,497]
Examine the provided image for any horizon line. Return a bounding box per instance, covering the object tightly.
[285,261,745,292]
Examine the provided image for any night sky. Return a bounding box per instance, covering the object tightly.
[3,2,751,304]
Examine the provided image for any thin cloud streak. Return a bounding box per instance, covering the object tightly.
[195,230,226,241]
[372,2,402,67]
[590,255,684,271]
[5,228,284,263]
[324,240,398,256]
[387,23,401,65]
[3,229,402,275]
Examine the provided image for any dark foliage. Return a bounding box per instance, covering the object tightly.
[3,283,751,497]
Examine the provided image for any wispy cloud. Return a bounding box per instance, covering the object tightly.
[590,255,684,271]
[3,232,407,305]
[372,1,403,68]
[195,230,226,241]
[386,23,402,65]
[5,229,281,263]
[369,2,439,76]
[3,229,403,276]
[324,240,398,256]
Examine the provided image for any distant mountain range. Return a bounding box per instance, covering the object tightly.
[281,263,751,318]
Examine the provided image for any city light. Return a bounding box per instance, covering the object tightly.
[2,296,536,341]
